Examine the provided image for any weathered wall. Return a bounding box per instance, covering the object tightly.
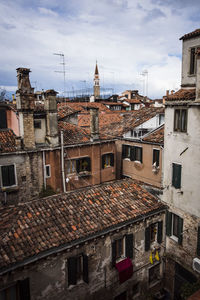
[181,36,200,86]
[163,105,200,217]
[116,140,162,188]
[0,151,43,206]
[34,118,46,144]
[45,149,62,193]
[0,212,165,300]
[6,110,19,136]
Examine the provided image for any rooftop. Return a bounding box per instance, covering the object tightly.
[58,121,90,145]
[0,129,17,153]
[0,178,166,273]
[143,125,164,144]
[180,29,200,40]
[166,89,196,101]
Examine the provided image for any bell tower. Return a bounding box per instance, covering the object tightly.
[93,61,100,100]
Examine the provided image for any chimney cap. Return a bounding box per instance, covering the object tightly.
[45,89,58,96]
[16,67,31,74]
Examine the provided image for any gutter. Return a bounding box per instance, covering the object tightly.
[0,206,167,275]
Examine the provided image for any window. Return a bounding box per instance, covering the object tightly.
[122,145,142,163]
[149,263,160,285]
[0,110,7,129]
[153,149,160,167]
[166,211,183,245]
[159,114,164,125]
[122,145,131,159]
[197,225,200,256]
[112,234,133,266]
[67,254,88,286]
[145,222,163,251]
[190,47,196,75]
[102,153,114,169]
[174,109,187,132]
[0,165,17,188]
[34,120,41,129]
[0,278,30,300]
[45,165,51,178]
[66,157,91,175]
[66,160,76,174]
[172,163,181,189]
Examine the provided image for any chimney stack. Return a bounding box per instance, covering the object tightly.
[195,48,200,101]
[90,107,99,141]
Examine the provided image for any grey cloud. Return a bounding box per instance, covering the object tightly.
[0,22,16,30]
[144,8,166,22]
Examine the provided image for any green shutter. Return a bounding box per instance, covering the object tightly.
[122,145,126,159]
[125,234,133,258]
[83,254,89,284]
[0,110,7,129]
[112,241,116,267]
[157,221,163,244]
[110,153,114,167]
[172,163,181,189]
[197,226,200,256]
[1,165,16,187]
[19,278,30,300]
[145,227,150,251]
[140,147,143,163]
[68,257,77,285]
[85,157,91,171]
[102,154,105,169]
[178,217,183,245]
[166,211,172,236]
[76,160,80,173]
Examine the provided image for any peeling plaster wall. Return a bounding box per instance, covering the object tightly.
[0,213,165,300]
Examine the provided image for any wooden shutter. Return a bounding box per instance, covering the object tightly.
[130,147,135,161]
[19,278,30,300]
[178,217,183,245]
[0,110,7,129]
[112,241,116,267]
[1,165,15,187]
[145,227,150,251]
[125,234,133,258]
[172,163,181,189]
[140,147,143,163]
[83,254,89,284]
[166,211,172,236]
[76,159,80,173]
[157,221,163,244]
[197,225,200,256]
[122,145,126,159]
[68,257,77,285]
[110,153,114,167]
[102,154,105,169]
[85,157,91,171]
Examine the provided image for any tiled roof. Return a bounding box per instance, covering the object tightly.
[101,108,164,139]
[180,29,200,40]
[78,112,123,129]
[57,104,78,120]
[123,99,141,104]
[0,129,17,153]
[58,121,90,145]
[0,179,166,272]
[142,125,164,144]
[166,89,196,101]
[60,102,110,113]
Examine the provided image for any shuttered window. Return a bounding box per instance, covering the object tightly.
[0,110,7,129]
[174,109,187,132]
[153,149,160,167]
[76,157,91,173]
[1,165,16,187]
[172,163,182,189]
[122,145,131,159]
[112,234,133,266]
[68,254,89,286]
[190,47,196,75]
[166,211,183,245]
[0,278,30,300]
[145,222,163,251]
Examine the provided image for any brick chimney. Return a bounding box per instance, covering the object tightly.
[44,89,59,146]
[89,107,99,141]
[195,48,200,101]
[16,68,35,149]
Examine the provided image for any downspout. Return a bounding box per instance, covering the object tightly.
[42,151,46,190]
[61,130,66,193]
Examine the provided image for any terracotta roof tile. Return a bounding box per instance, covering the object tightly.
[180,29,200,40]
[59,102,110,113]
[0,179,166,271]
[58,121,90,144]
[78,112,123,129]
[143,125,164,144]
[166,89,196,101]
[57,104,77,120]
[0,129,17,153]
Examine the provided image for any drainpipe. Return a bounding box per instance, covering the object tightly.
[61,130,66,193]
[42,151,46,190]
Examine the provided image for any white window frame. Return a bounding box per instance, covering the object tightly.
[152,148,160,168]
[171,213,179,242]
[0,164,17,188]
[45,165,51,178]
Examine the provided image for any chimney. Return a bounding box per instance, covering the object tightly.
[44,89,59,146]
[166,90,169,97]
[16,68,35,149]
[195,48,200,101]
[89,107,99,141]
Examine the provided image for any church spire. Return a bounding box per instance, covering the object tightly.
[94,61,100,100]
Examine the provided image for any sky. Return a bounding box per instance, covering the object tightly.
[0,0,200,99]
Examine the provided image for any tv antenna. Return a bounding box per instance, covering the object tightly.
[53,52,66,97]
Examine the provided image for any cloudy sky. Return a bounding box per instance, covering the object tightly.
[0,0,200,99]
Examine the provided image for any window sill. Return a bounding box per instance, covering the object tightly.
[1,186,19,193]
[116,255,126,264]
[169,235,178,243]
[123,158,130,161]
[78,171,91,177]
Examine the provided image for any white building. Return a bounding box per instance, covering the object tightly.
[163,29,200,299]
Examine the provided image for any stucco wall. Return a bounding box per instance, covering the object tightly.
[163,105,200,217]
